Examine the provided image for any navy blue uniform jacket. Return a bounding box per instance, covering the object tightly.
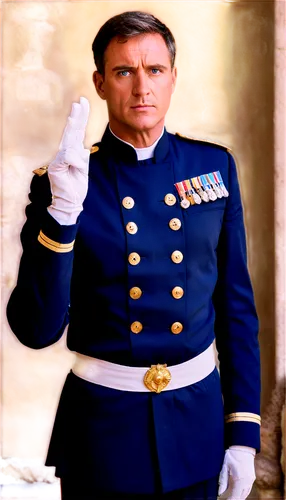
[7,127,261,494]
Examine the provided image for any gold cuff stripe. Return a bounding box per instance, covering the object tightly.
[225,416,261,425]
[39,230,75,249]
[38,234,74,253]
[225,412,261,425]
[225,412,261,421]
[38,231,74,253]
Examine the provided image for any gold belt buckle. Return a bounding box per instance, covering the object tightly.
[144,364,171,393]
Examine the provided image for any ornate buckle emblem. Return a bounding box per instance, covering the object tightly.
[144,364,171,393]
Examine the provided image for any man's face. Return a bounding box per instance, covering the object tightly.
[93,33,177,138]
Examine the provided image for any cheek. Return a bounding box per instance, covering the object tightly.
[105,87,123,108]
[158,85,173,106]
[107,83,131,105]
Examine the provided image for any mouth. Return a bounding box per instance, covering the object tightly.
[131,105,155,110]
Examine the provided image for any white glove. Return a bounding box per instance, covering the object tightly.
[47,96,90,225]
[218,446,256,499]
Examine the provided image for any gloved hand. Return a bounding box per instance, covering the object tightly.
[47,96,90,225]
[218,446,256,499]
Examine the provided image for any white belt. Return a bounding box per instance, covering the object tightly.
[72,343,216,393]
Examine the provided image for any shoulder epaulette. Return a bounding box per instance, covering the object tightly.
[176,132,232,153]
[90,145,99,154]
[33,165,49,176]
[33,144,100,176]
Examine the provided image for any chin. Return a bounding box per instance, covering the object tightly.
[127,116,162,132]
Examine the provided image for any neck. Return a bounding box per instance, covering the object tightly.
[108,119,165,148]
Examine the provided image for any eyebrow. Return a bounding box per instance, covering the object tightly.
[111,64,169,72]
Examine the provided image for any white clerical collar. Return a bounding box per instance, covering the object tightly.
[109,125,164,160]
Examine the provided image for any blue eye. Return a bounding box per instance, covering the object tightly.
[119,70,130,77]
[151,68,160,74]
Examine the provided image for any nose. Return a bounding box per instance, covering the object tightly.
[132,70,150,98]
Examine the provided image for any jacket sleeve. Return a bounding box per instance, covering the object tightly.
[6,173,80,349]
[213,152,261,451]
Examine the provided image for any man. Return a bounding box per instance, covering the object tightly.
[7,11,261,500]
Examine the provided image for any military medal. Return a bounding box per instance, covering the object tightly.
[185,179,201,205]
[191,177,209,203]
[181,198,190,209]
[182,180,195,205]
[206,173,223,198]
[175,182,191,209]
[197,175,209,201]
[215,171,229,197]
[201,175,217,201]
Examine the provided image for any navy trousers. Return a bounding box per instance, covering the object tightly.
[60,475,219,499]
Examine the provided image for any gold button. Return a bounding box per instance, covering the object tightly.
[131,321,143,334]
[164,194,176,206]
[169,218,181,231]
[128,252,141,266]
[126,222,138,235]
[172,286,184,299]
[171,322,183,334]
[171,250,183,264]
[130,287,142,300]
[122,197,135,209]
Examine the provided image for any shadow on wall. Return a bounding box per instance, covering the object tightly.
[225,1,275,415]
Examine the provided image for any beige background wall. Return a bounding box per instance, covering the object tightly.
[1,1,275,461]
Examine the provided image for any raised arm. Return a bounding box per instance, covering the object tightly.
[6,98,90,349]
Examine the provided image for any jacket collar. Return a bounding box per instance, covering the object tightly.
[100,124,170,165]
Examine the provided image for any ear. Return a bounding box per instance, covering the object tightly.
[171,67,177,94]
[93,71,106,100]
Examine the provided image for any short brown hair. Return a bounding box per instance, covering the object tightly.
[92,11,176,75]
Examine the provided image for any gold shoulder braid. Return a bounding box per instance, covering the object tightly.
[33,165,49,176]
[33,145,99,176]
[90,145,99,154]
[176,132,232,153]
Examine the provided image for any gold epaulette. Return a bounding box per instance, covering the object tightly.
[176,132,232,153]
[33,145,99,176]
[33,165,49,176]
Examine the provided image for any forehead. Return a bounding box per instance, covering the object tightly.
[104,33,171,67]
